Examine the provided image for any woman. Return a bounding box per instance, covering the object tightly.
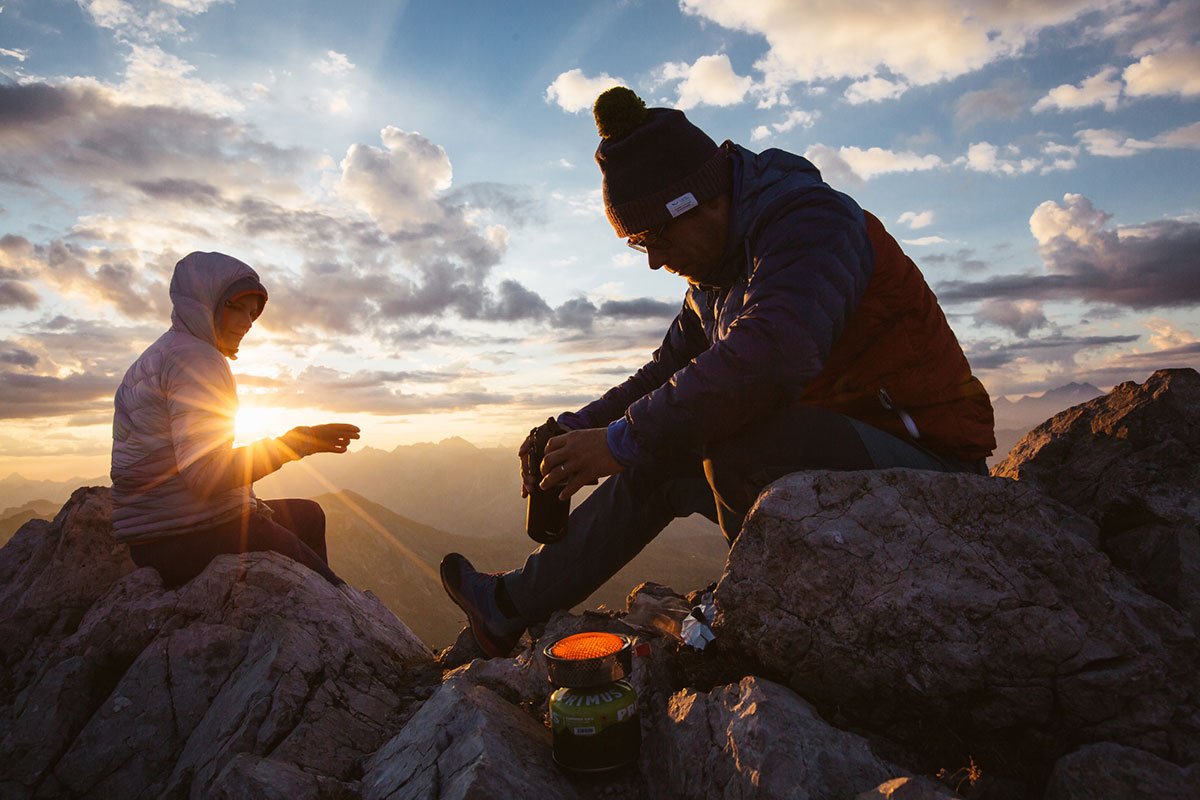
[110,251,359,587]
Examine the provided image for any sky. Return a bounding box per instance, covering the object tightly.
[1,0,1198,481]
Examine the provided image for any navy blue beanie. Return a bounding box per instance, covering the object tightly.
[594,87,731,238]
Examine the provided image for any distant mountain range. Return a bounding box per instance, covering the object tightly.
[990,382,1104,465]
[0,499,60,548]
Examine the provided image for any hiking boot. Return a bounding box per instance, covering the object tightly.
[439,553,525,658]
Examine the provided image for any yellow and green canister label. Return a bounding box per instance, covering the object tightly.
[549,679,640,771]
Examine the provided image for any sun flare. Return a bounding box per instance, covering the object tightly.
[234,403,288,445]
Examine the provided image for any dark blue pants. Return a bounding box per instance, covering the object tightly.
[505,405,984,621]
[128,498,343,588]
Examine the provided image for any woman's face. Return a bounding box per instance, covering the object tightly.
[217,294,261,352]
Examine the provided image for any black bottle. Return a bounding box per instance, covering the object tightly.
[526,417,570,543]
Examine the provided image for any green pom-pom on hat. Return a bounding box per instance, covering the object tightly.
[594,86,648,141]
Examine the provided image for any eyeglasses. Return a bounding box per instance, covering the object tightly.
[625,220,671,253]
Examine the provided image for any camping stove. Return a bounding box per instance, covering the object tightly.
[544,631,640,772]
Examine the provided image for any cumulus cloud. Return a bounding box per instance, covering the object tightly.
[313,50,355,75]
[338,126,455,232]
[545,69,623,113]
[898,210,934,229]
[77,0,233,43]
[964,142,1041,175]
[750,109,818,142]
[659,54,754,109]
[806,144,943,183]
[844,76,908,104]
[938,194,1200,309]
[1032,66,1123,113]
[1123,44,1200,98]
[679,0,1107,97]
[974,299,1048,336]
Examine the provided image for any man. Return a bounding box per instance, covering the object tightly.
[442,87,994,657]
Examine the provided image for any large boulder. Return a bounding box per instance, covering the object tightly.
[1043,741,1200,800]
[715,468,1200,782]
[644,675,907,799]
[0,486,432,799]
[993,368,1200,628]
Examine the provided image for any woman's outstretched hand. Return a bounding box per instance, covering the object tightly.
[281,423,361,457]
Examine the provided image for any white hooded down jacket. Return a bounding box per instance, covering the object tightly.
[110,252,296,543]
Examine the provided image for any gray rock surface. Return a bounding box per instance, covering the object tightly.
[0,487,432,799]
[993,368,1200,627]
[1042,741,1200,800]
[362,677,582,800]
[645,675,907,799]
[715,468,1200,774]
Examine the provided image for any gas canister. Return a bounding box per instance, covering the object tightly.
[544,632,640,771]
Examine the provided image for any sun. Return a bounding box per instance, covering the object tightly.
[234,403,285,445]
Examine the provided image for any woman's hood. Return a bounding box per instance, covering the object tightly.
[168,252,264,353]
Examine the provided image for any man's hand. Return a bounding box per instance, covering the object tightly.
[281,423,361,458]
[537,427,623,500]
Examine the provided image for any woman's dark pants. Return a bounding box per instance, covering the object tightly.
[129,498,343,588]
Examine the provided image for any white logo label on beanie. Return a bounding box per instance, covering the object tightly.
[666,193,698,218]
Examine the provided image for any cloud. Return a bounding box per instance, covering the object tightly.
[898,210,934,229]
[77,0,232,43]
[1,48,27,61]
[1032,66,1123,113]
[1077,121,1200,156]
[0,82,304,196]
[954,79,1027,129]
[659,54,754,109]
[965,332,1140,371]
[901,236,948,246]
[313,50,355,75]
[750,109,818,142]
[938,194,1200,309]
[0,369,118,420]
[806,144,943,183]
[679,0,1108,97]
[964,142,1040,175]
[545,69,623,113]
[0,346,37,368]
[973,299,1048,337]
[844,76,908,104]
[338,126,455,232]
[1123,44,1200,98]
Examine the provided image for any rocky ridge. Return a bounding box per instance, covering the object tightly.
[1,368,1197,799]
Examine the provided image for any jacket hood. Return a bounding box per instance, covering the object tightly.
[169,252,264,356]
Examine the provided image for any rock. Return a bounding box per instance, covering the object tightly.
[716,469,1200,779]
[855,775,961,799]
[0,487,432,799]
[644,675,907,799]
[361,677,583,800]
[992,368,1200,626]
[210,754,359,800]
[0,486,135,694]
[1043,742,1200,799]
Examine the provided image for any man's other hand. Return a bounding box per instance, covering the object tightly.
[538,427,623,500]
[281,423,361,457]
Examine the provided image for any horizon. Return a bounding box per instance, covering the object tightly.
[2,0,1199,481]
